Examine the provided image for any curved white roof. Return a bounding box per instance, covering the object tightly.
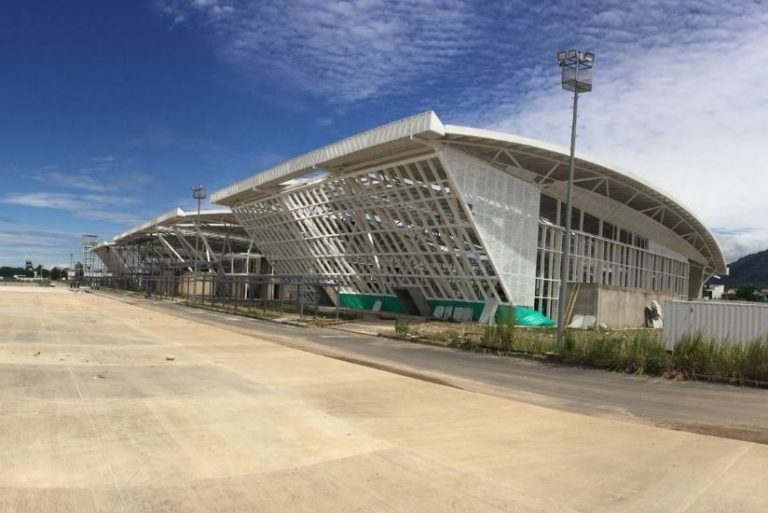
[212,111,726,274]
[113,207,249,244]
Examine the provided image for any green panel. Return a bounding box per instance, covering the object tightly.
[338,293,551,326]
[426,298,486,321]
[338,293,406,314]
[339,293,485,321]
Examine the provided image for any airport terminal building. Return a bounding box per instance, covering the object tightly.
[208,111,726,325]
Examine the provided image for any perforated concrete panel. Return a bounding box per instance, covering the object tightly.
[442,147,539,307]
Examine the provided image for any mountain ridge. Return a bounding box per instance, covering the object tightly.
[714,248,768,289]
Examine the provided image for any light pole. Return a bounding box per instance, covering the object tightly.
[555,49,594,350]
[192,185,207,298]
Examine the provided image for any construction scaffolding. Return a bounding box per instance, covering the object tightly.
[81,234,104,278]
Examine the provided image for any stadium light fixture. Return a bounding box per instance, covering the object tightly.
[555,50,595,351]
[192,185,207,297]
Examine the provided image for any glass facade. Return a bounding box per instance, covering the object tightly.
[534,193,689,318]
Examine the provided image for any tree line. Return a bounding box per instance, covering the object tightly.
[0,262,79,280]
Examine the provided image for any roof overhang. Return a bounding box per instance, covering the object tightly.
[113,207,250,244]
[442,125,726,273]
[211,111,727,274]
[210,111,445,205]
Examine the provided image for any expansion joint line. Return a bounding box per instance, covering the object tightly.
[66,365,129,508]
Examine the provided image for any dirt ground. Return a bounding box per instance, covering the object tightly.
[1,286,767,512]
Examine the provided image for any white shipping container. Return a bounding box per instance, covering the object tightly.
[663,300,768,350]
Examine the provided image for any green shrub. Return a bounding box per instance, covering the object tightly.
[481,323,515,351]
[447,331,466,348]
[394,319,413,336]
[671,334,768,383]
[739,339,768,382]
[388,319,768,385]
[671,334,718,378]
[644,355,666,375]
[560,330,666,374]
[511,330,556,354]
[430,332,448,343]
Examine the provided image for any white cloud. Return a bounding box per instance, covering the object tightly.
[2,154,155,266]
[34,155,151,193]
[0,228,83,268]
[35,169,151,193]
[2,192,142,225]
[157,0,480,102]
[455,1,768,263]
[158,0,768,262]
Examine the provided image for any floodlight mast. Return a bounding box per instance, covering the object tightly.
[192,185,207,297]
[555,50,594,350]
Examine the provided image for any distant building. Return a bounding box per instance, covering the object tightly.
[703,284,725,300]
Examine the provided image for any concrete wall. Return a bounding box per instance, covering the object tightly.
[178,272,215,298]
[569,283,678,328]
[569,283,599,319]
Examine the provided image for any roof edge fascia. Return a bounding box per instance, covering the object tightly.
[211,111,445,205]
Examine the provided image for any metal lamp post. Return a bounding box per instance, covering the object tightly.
[192,185,207,298]
[555,50,594,350]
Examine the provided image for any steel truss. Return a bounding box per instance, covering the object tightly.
[94,209,262,279]
[233,153,510,307]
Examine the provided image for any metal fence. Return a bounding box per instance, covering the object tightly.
[663,300,768,349]
[0,279,52,287]
[89,273,349,320]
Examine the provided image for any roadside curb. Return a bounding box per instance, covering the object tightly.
[91,290,469,392]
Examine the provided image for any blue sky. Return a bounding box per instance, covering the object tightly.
[1,0,766,267]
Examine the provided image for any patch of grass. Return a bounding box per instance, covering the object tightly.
[481,323,515,351]
[477,324,556,354]
[511,331,557,354]
[562,330,667,374]
[428,332,449,343]
[389,320,768,385]
[670,334,768,383]
[740,339,768,382]
[394,318,417,337]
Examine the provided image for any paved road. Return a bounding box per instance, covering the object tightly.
[112,294,768,443]
[5,287,768,512]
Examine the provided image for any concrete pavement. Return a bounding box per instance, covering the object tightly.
[1,286,767,512]
[117,296,768,443]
